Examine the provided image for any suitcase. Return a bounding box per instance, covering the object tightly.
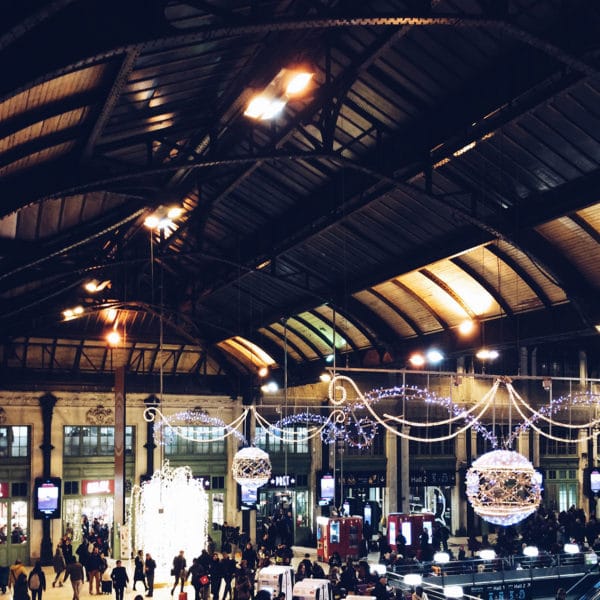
[0,566,8,593]
[101,580,113,594]
[179,592,188,600]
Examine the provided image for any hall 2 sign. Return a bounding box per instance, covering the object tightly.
[83,479,115,495]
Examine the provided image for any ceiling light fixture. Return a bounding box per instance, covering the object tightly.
[244,67,314,120]
[258,366,269,378]
[476,348,499,360]
[144,205,184,235]
[409,353,426,367]
[63,305,84,321]
[84,279,111,293]
[261,381,279,393]
[427,349,444,364]
[106,329,121,346]
[458,319,475,335]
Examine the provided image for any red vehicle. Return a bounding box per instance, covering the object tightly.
[316,516,363,562]
[387,512,435,555]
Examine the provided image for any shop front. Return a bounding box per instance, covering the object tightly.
[0,480,29,565]
[63,478,115,547]
[256,473,312,546]
[0,425,31,564]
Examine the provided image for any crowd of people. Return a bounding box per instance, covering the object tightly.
[4,505,598,600]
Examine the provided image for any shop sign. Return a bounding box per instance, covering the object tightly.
[0,482,8,497]
[268,474,296,488]
[409,470,456,486]
[82,479,114,495]
[341,472,386,486]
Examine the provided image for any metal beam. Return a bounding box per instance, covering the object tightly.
[83,48,142,158]
[485,243,553,310]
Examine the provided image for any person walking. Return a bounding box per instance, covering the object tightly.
[171,550,187,596]
[28,561,46,600]
[87,546,103,594]
[209,553,222,600]
[52,544,66,587]
[145,553,156,598]
[8,560,26,592]
[133,550,147,592]
[63,557,85,600]
[220,553,236,600]
[13,573,29,600]
[111,560,130,600]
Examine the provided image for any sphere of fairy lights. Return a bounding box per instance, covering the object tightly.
[466,449,543,526]
[231,446,272,489]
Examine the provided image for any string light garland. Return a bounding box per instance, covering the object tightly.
[144,405,247,445]
[327,374,600,446]
[140,373,600,452]
[268,410,378,449]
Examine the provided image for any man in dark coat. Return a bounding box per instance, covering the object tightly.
[111,560,129,600]
[144,553,156,598]
[171,550,187,596]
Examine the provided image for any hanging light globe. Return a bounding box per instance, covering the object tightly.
[466,449,543,526]
[232,446,272,489]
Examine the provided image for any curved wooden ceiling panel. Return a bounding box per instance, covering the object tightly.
[535,215,600,288]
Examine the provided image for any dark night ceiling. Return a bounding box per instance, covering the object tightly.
[0,0,599,393]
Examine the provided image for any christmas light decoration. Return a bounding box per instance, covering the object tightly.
[465,449,543,526]
[129,461,208,575]
[231,446,272,489]
[144,405,247,445]
[328,374,600,446]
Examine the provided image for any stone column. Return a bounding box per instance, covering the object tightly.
[519,347,528,376]
[532,431,540,471]
[38,392,57,565]
[455,430,467,535]
[518,431,530,459]
[386,429,398,513]
[579,429,588,517]
[400,427,410,514]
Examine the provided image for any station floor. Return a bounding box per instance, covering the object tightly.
[17,537,472,600]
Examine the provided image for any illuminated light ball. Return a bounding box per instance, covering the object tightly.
[466,449,543,526]
[231,446,272,489]
[409,353,426,367]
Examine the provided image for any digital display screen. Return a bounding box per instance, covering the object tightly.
[330,521,340,543]
[364,505,372,526]
[34,477,61,520]
[591,470,600,493]
[321,475,335,500]
[240,485,257,510]
[388,521,396,546]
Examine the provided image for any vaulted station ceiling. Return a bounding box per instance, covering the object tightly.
[0,0,599,394]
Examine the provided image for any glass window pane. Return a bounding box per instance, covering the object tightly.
[10,500,28,544]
